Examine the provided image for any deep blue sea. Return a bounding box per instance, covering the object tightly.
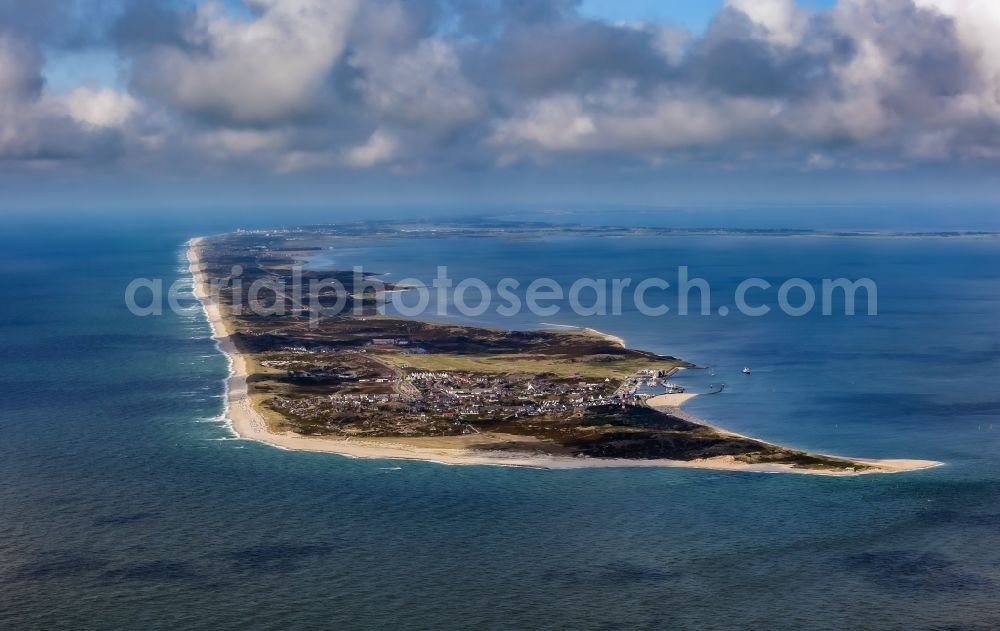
[1,212,999,629]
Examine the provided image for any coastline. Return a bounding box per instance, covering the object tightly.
[187,237,942,476]
[540,323,627,348]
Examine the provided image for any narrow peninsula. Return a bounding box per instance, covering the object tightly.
[188,225,941,475]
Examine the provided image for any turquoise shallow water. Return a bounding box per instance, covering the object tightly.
[1,219,999,629]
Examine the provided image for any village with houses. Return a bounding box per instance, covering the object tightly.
[255,334,687,438]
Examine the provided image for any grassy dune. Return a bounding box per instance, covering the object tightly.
[377,352,680,379]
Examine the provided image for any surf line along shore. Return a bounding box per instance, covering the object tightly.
[186,236,942,475]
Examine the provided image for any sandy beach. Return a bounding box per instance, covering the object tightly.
[187,238,942,476]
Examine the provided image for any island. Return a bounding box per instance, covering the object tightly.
[187,224,942,475]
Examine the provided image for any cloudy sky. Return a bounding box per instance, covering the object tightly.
[4,0,1000,211]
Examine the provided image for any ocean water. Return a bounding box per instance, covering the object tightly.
[1,218,999,630]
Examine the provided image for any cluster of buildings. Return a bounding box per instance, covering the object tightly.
[614,369,685,403]
[370,338,410,347]
[261,344,683,434]
[404,371,629,419]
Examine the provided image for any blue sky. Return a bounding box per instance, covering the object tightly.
[45,49,124,91]
[580,0,836,30]
[3,0,1000,212]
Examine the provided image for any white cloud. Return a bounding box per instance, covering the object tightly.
[913,0,1000,77]
[138,0,359,123]
[911,0,1000,118]
[56,86,139,128]
[0,35,138,162]
[343,129,398,168]
[0,35,108,160]
[491,84,772,155]
[0,36,42,104]
[9,0,1000,174]
[351,38,482,131]
[487,0,1000,163]
[491,96,596,151]
[726,0,807,47]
